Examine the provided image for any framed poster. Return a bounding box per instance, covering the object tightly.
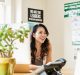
[28,8,43,23]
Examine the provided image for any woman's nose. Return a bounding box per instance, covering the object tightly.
[42,34,47,37]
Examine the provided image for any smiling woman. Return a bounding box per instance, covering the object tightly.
[28,24,66,75]
[28,23,53,74]
[30,24,52,66]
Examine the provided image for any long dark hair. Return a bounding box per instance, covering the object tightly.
[30,24,49,64]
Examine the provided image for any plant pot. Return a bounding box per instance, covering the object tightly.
[0,58,16,75]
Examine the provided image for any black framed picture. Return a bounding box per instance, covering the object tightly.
[28,8,43,23]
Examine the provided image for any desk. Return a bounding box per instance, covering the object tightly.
[14,73,31,75]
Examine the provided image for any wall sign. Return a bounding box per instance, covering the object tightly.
[28,8,43,23]
[64,1,80,18]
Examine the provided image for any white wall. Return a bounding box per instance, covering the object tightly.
[4,0,16,23]
[0,0,5,2]
[15,0,22,23]
[5,0,12,23]
[46,0,64,60]
[11,0,16,23]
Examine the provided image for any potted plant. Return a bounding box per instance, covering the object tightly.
[0,24,30,75]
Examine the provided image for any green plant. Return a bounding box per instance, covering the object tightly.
[0,24,30,58]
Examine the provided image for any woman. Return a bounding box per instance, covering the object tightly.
[29,23,52,70]
[29,24,66,75]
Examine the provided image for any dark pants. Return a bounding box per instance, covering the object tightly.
[40,70,62,75]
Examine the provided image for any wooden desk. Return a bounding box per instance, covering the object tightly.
[14,73,31,75]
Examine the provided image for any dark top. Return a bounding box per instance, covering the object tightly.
[34,57,43,66]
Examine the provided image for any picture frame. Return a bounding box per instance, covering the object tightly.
[28,8,43,23]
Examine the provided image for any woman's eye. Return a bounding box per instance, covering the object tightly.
[39,32,47,35]
[44,32,47,34]
[39,32,42,34]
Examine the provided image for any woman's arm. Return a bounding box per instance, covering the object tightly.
[29,64,41,70]
[46,42,53,63]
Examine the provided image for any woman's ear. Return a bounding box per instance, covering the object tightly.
[32,33,35,38]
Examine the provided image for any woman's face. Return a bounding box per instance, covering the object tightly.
[33,27,47,44]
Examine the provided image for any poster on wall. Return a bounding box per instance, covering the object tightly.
[28,8,43,23]
[64,1,80,45]
[64,2,80,75]
[64,1,80,18]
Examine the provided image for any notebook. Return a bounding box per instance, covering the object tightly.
[14,64,30,73]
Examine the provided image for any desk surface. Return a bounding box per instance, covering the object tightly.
[14,73,31,75]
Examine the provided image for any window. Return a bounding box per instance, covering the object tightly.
[0,2,5,24]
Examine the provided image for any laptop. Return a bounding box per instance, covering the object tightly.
[14,64,31,73]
